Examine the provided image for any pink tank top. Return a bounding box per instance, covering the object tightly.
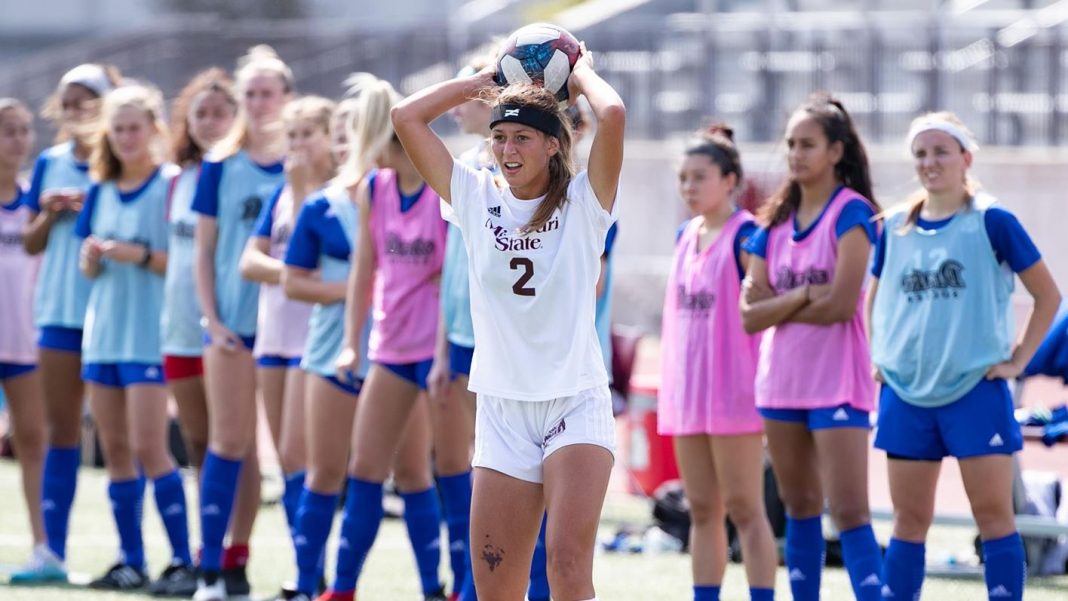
[368,170,446,363]
[253,186,312,359]
[658,212,762,436]
[756,187,875,411]
[0,196,40,364]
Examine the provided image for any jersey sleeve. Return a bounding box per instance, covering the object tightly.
[744,226,770,258]
[24,153,50,212]
[572,171,617,234]
[190,159,224,218]
[73,184,101,238]
[733,220,758,280]
[985,207,1041,273]
[445,160,489,230]
[870,228,887,278]
[253,184,283,238]
[284,200,324,269]
[835,198,877,244]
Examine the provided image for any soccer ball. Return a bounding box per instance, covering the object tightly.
[495,23,581,104]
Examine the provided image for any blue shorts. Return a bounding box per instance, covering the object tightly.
[380,359,433,391]
[83,362,165,388]
[874,378,1023,460]
[0,362,36,380]
[256,355,302,368]
[449,342,474,380]
[38,326,83,352]
[759,404,871,430]
[321,373,363,396]
[202,332,256,352]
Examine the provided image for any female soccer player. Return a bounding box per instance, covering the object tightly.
[739,94,883,601]
[240,95,332,538]
[163,68,237,477]
[19,64,120,581]
[192,45,291,601]
[391,41,625,600]
[660,125,777,601]
[74,84,192,591]
[0,98,49,582]
[325,72,448,601]
[869,113,1060,601]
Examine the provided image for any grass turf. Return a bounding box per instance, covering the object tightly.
[1,460,1066,600]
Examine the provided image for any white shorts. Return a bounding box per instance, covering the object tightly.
[473,385,616,484]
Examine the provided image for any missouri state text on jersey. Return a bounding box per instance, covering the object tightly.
[483,213,560,252]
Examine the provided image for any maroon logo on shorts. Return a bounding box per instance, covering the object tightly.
[542,418,566,447]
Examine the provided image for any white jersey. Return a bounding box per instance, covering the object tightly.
[444,161,617,401]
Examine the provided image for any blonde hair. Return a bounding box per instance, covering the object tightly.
[283,95,335,134]
[214,45,293,159]
[893,111,980,233]
[336,73,401,188]
[40,63,122,144]
[490,84,575,233]
[90,84,169,182]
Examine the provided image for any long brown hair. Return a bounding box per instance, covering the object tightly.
[684,122,743,191]
[758,93,878,227]
[893,111,980,234]
[90,85,169,182]
[170,68,237,166]
[490,84,574,233]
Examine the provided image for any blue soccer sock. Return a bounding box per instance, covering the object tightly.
[839,523,883,600]
[153,470,192,565]
[283,471,306,534]
[882,538,925,600]
[402,486,444,595]
[438,471,472,593]
[458,550,478,601]
[785,515,824,601]
[198,451,243,571]
[528,513,549,601]
[981,532,1025,601]
[332,478,384,593]
[694,584,721,601]
[295,488,338,595]
[42,446,80,560]
[749,587,774,600]
[109,478,145,570]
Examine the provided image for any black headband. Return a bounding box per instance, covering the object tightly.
[489,103,561,138]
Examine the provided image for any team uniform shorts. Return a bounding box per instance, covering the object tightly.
[473,385,616,484]
[875,378,1023,460]
[83,362,165,388]
[759,403,871,430]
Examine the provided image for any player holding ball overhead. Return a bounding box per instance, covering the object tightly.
[392,25,625,601]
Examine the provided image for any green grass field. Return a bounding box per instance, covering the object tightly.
[1,460,1066,600]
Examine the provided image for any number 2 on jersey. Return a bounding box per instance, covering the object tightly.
[510,257,536,296]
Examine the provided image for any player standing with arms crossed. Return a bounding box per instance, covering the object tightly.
[869,113,1060,601]
[392,40,625,600]
[740,94,884,601]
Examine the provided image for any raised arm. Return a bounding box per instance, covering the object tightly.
[391,69,496,203]
[568,49,626,212]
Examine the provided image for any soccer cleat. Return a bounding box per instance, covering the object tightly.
[448,593,460,601]
[89,562,149,591]
[8,544,68,584]
[221,565,251,597]
[193,570,226,601]
[272,585,314,601]
[149,561,198,597]
[423,586,449,601]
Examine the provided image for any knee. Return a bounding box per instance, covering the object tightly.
[278,451,305,476]
[781,489,824,519]
[14,428,47,463]
[392,465,432,493]
[210,436,250,460]
[688,495,726,527]
[724,494,765,531]
[546,541,589,588]
[307,465,346,494]
[828,499,871,531]
[184,439,207,470]
[132,441,173,477]
[970,499,1015,539]
[891,506,933,541]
